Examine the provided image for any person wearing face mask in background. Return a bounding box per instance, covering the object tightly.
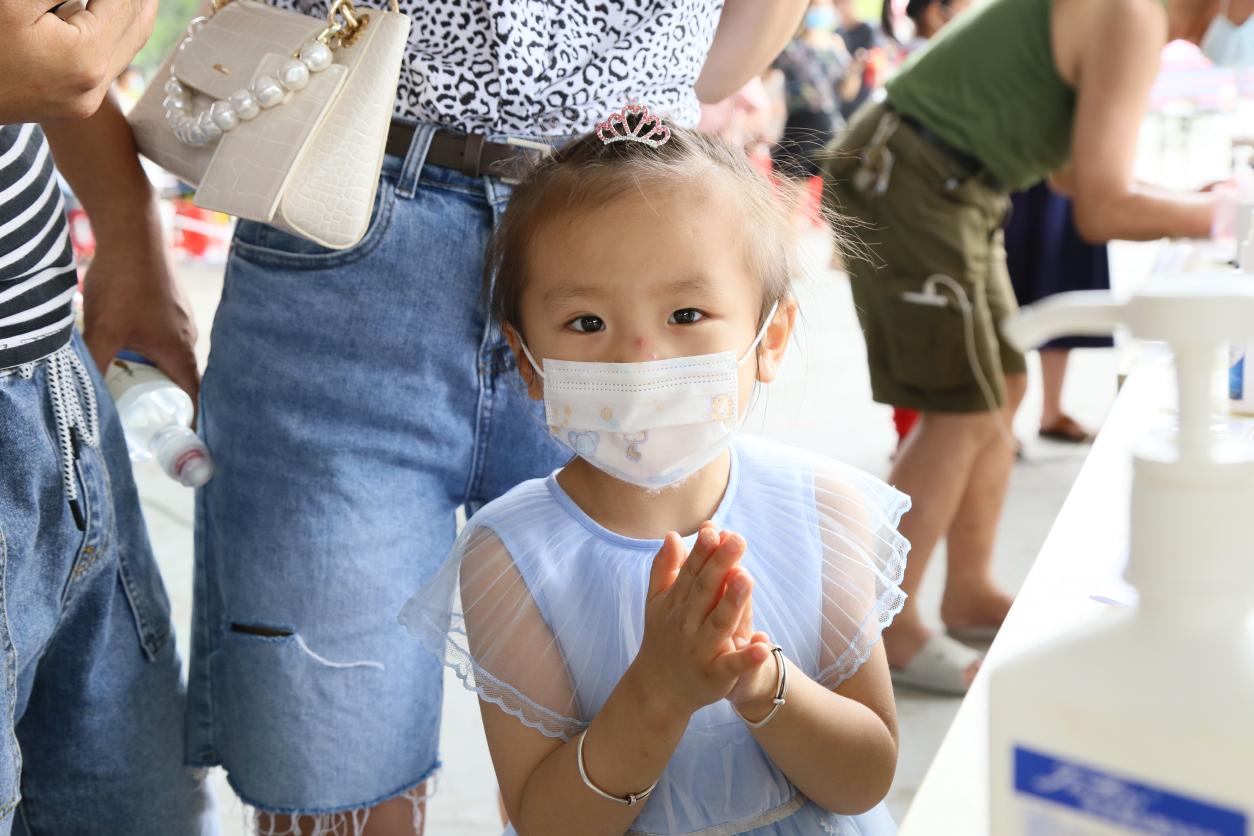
[833,0,886,121]
[822,0,1252,697]
[771,2,861,184]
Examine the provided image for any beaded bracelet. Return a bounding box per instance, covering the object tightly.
[735,644,788,729]
[576,729,659,806]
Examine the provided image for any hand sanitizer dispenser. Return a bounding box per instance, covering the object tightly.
[988,274,1254,833]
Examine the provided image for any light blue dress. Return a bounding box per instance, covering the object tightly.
[402,436,910,835]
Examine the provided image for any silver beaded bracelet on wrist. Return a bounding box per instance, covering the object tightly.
[735,644,788,729]
[576,729,659,807]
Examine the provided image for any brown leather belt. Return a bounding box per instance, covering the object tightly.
[385,121,535,178]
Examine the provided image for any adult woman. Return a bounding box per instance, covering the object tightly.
[823,0,1245,694]
[1005,182,1112,444]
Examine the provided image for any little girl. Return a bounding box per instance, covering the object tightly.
[401,104,910,836]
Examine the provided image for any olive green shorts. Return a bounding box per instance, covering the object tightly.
[822,102,1027,414]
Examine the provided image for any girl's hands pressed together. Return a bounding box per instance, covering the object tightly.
[631,523,774,720]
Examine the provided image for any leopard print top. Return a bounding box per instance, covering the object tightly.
[267,0,725,136]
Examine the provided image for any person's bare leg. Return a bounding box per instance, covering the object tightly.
[940,373,1027,632]
[880,409,1001,672]
[258,786,427,836]
[1039,349,1070,429]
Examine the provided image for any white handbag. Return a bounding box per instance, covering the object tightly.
[128,0,410,250]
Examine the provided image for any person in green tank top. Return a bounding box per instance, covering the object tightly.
[821,0,1252,696]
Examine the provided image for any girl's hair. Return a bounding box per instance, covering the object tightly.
[486,115,837,339]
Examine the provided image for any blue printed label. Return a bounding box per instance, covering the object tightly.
[1232,351,1246,401]
[1014,746,1247,835]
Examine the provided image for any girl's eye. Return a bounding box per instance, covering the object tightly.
[668,308,705,325]
[568,315,605,333]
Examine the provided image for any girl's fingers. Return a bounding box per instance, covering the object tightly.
[712,640,772,680]
[732,576,754,642]
[684,532,746,619]
[666,523,719,602]
[646,532,686,600]
[699,571,751,646]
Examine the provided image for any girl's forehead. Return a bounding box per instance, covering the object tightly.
[527,187,744,269]
[539,273,731,306]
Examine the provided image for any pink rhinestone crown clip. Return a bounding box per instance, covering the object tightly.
[595,103,671,148]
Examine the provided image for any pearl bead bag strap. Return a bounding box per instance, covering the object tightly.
[127,0,410,250]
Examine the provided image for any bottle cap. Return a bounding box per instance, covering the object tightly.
[174,448,215,488]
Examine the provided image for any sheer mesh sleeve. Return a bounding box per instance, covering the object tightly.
[399,525,586,740]
[811,463,910,689]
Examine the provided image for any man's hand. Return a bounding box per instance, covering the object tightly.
[81,233,201,409]
[43,95,201,409]
[1,0,157,123]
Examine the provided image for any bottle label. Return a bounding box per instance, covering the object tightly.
[104,353,169,405]
[1013,745,1247,835]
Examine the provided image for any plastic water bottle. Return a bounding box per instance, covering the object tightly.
[104,350,214,487]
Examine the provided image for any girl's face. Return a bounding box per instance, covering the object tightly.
[509,178,795,421]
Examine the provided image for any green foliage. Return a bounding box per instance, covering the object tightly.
[857,0,885,27]
[133,0,202,77]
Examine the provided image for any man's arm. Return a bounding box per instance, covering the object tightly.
[1066,0,1215,241]
[1,0,156,123]
[695,0,808,104]
[42,95,200,402]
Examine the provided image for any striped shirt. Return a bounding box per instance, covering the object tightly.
[0,124,76,369]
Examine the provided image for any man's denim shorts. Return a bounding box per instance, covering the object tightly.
[0,332,216,835]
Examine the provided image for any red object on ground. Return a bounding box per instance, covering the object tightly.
[893,406,920,443]
[173,200,213,258]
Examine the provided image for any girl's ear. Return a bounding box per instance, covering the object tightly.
[504,324,544,400]
[755,297,797,384]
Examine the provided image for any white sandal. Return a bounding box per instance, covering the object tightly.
[890,633,983,696]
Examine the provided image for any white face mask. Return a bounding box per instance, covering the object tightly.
[1201,0,1254,67]
[520,302,778,489]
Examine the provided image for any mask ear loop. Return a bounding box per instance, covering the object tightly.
[518,340,547,380]
[737,300,781,366]
[735,299,782,428]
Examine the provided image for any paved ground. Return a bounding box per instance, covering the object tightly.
[133,226,1131,833]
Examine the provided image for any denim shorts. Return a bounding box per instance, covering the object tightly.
[0,332,216,835]
[190,123,568,816]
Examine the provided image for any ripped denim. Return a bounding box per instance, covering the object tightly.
[188,126,567,826]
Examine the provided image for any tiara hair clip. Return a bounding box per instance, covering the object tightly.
[596,103,671,148]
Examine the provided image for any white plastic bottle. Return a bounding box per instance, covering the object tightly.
[1230,229,1254,415]
[989,275,1254,834]
[105,351,214,487]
